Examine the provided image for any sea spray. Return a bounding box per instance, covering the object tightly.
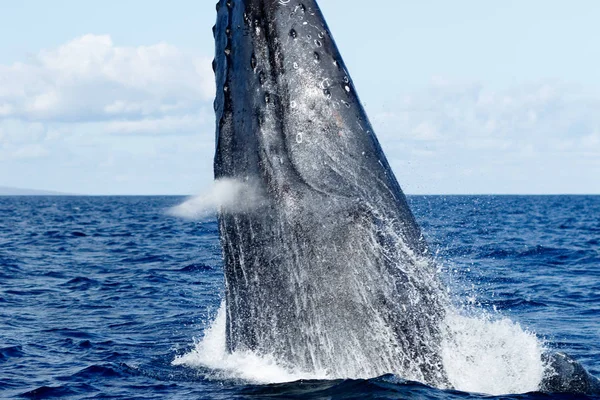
[172,302,326,384]
[441,310,545,394]
[167,179,264,220]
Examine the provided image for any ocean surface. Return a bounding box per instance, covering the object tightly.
[1,195,598,399]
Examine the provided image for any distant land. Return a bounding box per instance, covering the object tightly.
[0,186,73,196]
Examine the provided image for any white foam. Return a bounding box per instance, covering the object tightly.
[167,179,263,220]
[441,310,545,395]
[172,303,327,384]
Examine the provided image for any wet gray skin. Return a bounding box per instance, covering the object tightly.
[541,352,600,394]
[212,0,449,386]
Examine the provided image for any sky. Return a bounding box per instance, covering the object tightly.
[1,0,599,195]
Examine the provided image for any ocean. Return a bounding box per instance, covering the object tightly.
[1,195,598,399]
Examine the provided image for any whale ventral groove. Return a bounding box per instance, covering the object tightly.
[213,0,448,387]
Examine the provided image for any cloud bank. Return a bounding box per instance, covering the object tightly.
[0,35,217,194]
[0,34,214,123]
[373,79,600,194]
[0,35,599,194]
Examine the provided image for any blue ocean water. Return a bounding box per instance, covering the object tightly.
[0,195,598,399]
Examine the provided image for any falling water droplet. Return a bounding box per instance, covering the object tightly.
[313,52,320,62]
[296,132,304,144]
[291,101,297,108]
[323,89,332,99]
[289,29,297,39]
[315,40,322,47]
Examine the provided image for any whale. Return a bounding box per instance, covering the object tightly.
[212,0,448,386]
[211,0,600,394]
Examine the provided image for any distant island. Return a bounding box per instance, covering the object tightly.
[0,186,72,196]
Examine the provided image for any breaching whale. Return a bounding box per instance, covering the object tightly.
[212,0,448,386]
[211,0,600,393]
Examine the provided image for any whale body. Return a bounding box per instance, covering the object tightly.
[213,0,448,386]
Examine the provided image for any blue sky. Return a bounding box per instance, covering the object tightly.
[1,0,599,194]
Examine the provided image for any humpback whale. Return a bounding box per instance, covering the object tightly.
[213,0,448,386]
[211,0,600,393]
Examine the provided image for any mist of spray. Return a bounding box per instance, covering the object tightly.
[167,179,264,220]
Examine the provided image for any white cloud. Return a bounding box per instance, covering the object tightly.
[0,34,215,122]
[0,35,217,191]
[105,114,210,136]
[375,80,600,151]
[373,79,600,194]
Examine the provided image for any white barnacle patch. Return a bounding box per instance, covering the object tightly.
[296,132,304,144]
[319,78,331,90]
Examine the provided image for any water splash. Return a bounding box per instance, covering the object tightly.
[167,179,264,220]
[172,191,548,394]
[172,303,327,384]
[441,310,545,394]
[175,302,547,394]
